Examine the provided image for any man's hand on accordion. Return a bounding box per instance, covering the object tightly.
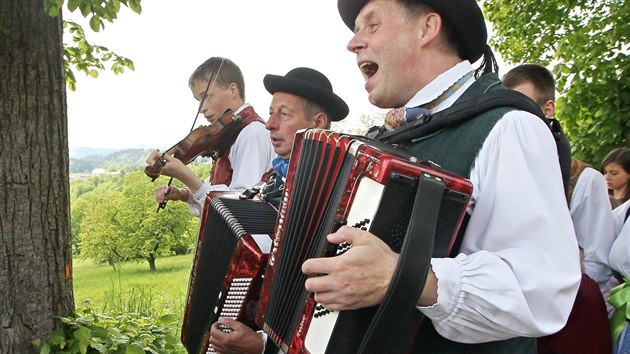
[208,317,265,354]
[302,226,400,311]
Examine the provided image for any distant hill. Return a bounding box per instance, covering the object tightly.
[69,147,122,159]
[69,148,154,173]
[69,148,213,174]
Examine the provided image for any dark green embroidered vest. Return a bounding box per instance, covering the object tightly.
[404,73,537,353]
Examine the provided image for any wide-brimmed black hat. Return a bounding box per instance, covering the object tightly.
[264,67,349,121]
[338,0,487,63]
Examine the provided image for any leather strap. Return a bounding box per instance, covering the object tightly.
[357,173,445,353]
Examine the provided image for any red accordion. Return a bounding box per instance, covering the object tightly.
[181,192,278,354]
[256,129,473,354]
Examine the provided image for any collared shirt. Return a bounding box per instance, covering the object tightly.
[610,199,630,277]
[409,61,581,343]
[186,103,276,217]
[570,167,615,288]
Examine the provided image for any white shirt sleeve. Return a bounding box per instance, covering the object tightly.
[184,122,275,218]
[612,200,630,235]
[419,110,582,343]
[570,167,615,287]
[226,121,275,192]
[610,200,630,277]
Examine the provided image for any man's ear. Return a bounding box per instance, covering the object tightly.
[419,12,442,47]
[313,112,329,129]
[542,99,556,118]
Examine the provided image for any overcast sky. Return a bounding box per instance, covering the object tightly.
[66,1,511,150]
[66,0,384,149]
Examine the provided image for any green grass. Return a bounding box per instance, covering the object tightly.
[73,254,194,320]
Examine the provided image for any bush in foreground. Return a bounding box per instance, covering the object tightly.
[36,302,185,354]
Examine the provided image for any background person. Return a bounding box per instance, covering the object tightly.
[602,147,630,209]
[503,63,615,290]
[503,63,613,354]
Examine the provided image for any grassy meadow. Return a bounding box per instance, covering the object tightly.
[73,254,194,321]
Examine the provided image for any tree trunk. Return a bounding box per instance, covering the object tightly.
[108,257,117,271]
[0,0,74,353]
[147,254,157,272]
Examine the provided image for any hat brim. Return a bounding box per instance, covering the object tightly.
[264,74,349,121]
[338,0,367,30]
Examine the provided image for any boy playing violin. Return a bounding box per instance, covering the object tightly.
[145,57,275,217]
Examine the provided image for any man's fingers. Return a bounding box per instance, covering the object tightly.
[328,225,375,246]
[304,273,337,293]
[302,256,336,276]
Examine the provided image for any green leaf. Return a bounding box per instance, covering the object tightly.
[49,328,67,345]
[89,16,103,32]
[128,0,142,14]
[125,344,145,354]
[79,338,89,354]
[46,4,60,17]
[67,0,80,12]
[39,344,51,354]
[90,325,110,339]
[157,314,175,325]
[79,2,91,17]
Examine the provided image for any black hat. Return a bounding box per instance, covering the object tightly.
[264,67,349,121]
[337,0,488,63]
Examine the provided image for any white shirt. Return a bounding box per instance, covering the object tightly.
[610,199,630,277]
[409,62,581,343]
[187,104,275,217]
[570,167,615,288]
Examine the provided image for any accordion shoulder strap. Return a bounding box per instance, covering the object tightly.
[357,173,446,353]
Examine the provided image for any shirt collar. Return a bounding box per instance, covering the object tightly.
[235,102,251,115]
[406,61,476,113]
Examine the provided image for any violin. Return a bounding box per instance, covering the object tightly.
[145,110,241,181]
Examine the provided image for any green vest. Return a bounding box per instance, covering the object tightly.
[404,73,511,178]
[404,73,537,353]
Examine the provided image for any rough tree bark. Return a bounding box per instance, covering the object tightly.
[0,0,74,353]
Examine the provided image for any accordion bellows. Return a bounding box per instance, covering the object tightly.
[181,193,278,354]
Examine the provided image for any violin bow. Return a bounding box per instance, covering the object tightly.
[157,58,225,212]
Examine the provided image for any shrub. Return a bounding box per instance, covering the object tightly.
[36,302,184,354]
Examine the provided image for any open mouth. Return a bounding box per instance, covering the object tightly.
[360,62,379,79]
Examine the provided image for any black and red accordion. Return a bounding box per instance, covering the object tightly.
[181,192,278,354]
[256,129,473,354]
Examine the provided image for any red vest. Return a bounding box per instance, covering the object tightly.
[210,106,265,186]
